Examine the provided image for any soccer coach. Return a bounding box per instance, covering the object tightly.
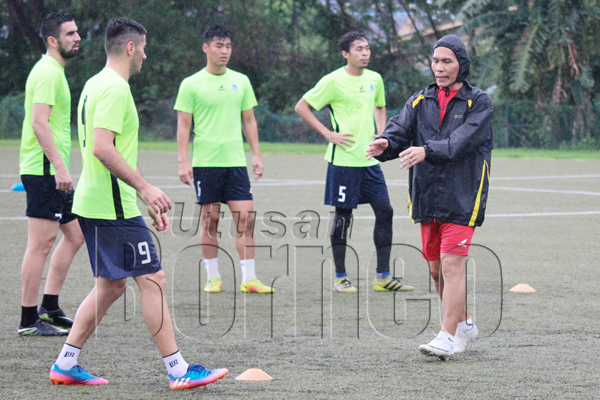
[367,34,493,359]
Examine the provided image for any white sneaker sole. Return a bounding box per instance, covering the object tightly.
[419,344,454,360]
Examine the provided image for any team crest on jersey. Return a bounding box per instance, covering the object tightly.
[232,82,238,91]
[370,83,375,92]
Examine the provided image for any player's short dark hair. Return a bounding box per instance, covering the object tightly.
[204,25,232,44]
[40,13,74,47]
[337,31,368,53]
[104,18,147,55]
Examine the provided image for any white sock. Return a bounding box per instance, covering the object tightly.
[203,258,220,279]
[438,330,454,348]
[240,259,256,283]
[55,343,81,370]
[457,318,474,331]
[163,350,189,378]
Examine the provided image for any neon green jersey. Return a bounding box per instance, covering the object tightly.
[19,55,72,175]
[73,68,141,220]
[174,68,257,167]
[303,67,385,167]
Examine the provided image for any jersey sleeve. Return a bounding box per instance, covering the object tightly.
[303,75,333,111]
[32,68,62,107]
[374,75,386,107]
[173,79,195,114]
[241,76,258,111]
[93,84,130,135]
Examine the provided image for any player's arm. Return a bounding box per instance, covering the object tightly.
[294,97,355,150]
[374,105,387,136]
[241,108,263,181]
[176,111,194,186]
[31,103,72,192]
[93,128,171,216]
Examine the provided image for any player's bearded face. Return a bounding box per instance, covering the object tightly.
[56,21,80,59]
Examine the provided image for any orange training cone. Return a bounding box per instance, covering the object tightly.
[510,283,535,293]
[235,368,273,381]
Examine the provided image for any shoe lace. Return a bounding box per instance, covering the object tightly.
[189,364,209,376]
[338,279,353,288]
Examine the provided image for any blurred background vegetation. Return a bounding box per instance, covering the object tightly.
[3,0,600,148]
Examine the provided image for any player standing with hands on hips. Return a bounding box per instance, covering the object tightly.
[296,31,414,293]
[367,35,493,359]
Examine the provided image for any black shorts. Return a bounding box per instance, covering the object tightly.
[21,175,77,224]
[78,216,162,280]
[324,163,390,209]
[193,167,253,204]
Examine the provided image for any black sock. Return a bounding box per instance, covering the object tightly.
[41,294,59,311]
[21,306,39,327]
[371,202,394,275]
[331,208,353,276]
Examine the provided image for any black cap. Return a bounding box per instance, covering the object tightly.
[433,34,470,83]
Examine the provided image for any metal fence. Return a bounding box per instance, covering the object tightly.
[2,95,599,148]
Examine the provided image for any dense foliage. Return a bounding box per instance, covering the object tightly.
[3,0,600,147]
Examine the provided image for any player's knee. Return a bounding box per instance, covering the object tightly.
[33,232,58,255]
[429,265,440,281]
[373,202,394,222]
[202,214,220,233]
[150,270,167,291]
[331,208,353,242]
[66,229,85,248]
[106,279,127,300]
[240,212,255,235]
[440,259,464,280]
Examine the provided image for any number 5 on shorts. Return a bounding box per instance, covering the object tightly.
[338,186,346,202]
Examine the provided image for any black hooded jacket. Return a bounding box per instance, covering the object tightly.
[375,35,493,227]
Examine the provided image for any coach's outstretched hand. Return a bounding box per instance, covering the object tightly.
[178,160,194,186]
[252,155,263,181]
[366,138,388,159]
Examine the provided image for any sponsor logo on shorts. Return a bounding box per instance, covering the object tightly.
[458,239,468,247]
[55,213,62,219]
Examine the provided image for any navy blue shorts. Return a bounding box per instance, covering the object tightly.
[78,216,162,280]
[324,163,390,209]
[21,175,77,224]
[193,167,253,204]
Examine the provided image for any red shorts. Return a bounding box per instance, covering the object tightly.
[420,221,475,261]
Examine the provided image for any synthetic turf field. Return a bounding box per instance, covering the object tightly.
[1,146,599,399]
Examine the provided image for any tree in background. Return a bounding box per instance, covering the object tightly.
[459,0,600,145]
